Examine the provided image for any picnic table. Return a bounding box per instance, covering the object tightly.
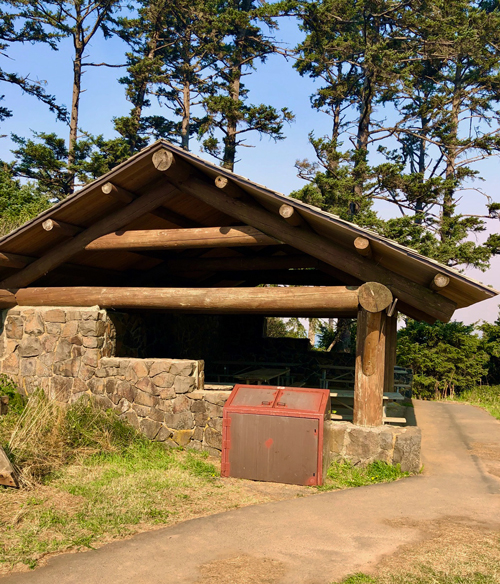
[234,367,291,385]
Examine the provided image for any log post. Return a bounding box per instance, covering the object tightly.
[353,308,387,427]
[384,312,398,393]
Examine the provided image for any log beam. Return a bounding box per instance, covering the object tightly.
[14,285,362,316]
[153,150,455,322]
[85,226,282,251]
[0,183,180,289]
[354,308,387,427]
[354,237,372,258]
[0,289,16,308]
[42,219,82,237]
[0,252,33,269]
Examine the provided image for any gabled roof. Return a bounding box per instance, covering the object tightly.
[0,140,497,321]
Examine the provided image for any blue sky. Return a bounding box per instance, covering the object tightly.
[0,15,499,324]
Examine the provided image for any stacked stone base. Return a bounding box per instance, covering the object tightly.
[324,421,421,473]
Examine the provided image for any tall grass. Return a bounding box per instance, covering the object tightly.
[3,391,146,488]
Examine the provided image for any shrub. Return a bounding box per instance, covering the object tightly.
[397,320,489,399]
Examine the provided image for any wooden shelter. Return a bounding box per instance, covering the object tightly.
[0,141,497,427]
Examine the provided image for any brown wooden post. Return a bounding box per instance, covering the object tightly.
[353,308,387,427]
[384,312,398,393]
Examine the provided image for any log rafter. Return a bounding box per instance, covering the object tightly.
[0,183,180,289]
[152,152,456,322]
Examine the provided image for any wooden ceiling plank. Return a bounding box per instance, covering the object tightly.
[163,254,319,272]
[0,183,180,289]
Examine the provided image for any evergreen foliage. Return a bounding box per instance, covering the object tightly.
[0,165,50,234]
[291,0,500,270]
[397,319,490,398]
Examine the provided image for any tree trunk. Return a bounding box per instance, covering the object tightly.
[414,110,429,224]
[68,40,83,192]
[181,79,191,150]
[129,32,161,152]
[352,76,372,209]
[441,66,461,240]
[222,70,241,171]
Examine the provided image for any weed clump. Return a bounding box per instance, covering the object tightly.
[3,389,146,488]
[318,460,409,491]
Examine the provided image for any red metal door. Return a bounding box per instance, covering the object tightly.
[226,412,319,485]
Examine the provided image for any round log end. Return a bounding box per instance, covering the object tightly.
[354,237,372,257]
[279,204,295,219]
[431,273,450,290]
[42,219,54,232]
[152,149,175,172]
[101,182,114,195]
[358,282,393,313]
[215,175,229,189]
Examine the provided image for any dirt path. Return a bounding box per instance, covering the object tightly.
[2,400,500,584]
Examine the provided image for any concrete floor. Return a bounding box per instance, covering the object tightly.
[2,400,500,584]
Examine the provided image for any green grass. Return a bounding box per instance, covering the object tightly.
[0,443,224,571]
[456,385,500,420]
[318,460,410,491]
[340,574,498,584]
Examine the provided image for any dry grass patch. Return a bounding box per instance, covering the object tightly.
[340,518,500,584]
[196,555,286,584]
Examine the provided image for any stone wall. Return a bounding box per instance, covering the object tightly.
[0,306,216,449]
[324,421,421,473]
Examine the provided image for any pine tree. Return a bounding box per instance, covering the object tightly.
[0,2,68,128]
[201,0,294,171]
[115,0,219,152]
[20,0,123,190]
[294,0,413,215]
[292,0,500,270]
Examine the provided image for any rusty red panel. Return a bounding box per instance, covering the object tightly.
[221,385,331,486]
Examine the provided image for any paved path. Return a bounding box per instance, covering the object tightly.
[3,401,500,584]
